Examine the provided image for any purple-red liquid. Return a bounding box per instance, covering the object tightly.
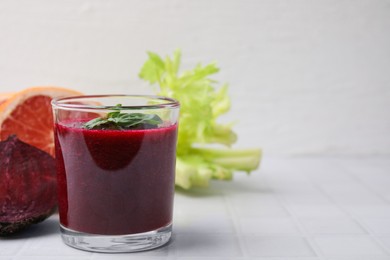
[54,121,177,235]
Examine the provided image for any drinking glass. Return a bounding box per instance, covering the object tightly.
[51,95,179,252]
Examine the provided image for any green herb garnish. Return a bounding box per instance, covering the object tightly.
[83,104,163,130]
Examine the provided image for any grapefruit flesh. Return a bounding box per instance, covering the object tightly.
[0,87,82,156]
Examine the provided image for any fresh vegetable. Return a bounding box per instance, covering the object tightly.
[139,50,261,189]
[0,135,57,235]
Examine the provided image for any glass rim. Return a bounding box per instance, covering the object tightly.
[51,94,180,111]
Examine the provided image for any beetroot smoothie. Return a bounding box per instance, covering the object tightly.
[54,121,177,235]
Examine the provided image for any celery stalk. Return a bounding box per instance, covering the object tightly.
[139,50,262,189]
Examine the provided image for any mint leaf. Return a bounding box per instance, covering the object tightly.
[106,103,122,118]
[83,104,163,130]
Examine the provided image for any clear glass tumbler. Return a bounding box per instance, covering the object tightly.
[51,95,179,253]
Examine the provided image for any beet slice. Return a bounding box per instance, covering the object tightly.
[0,135,57,235]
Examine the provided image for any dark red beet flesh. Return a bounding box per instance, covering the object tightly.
[0,135,57,235]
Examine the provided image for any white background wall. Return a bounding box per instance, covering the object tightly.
[0,0,389,156]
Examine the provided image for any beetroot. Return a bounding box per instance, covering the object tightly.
[0,135,57,235]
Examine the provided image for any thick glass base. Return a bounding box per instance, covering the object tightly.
[60,224,172,253]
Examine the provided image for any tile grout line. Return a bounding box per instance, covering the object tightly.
[7,238,28,258]
[339,159,390,204]
[304,159,390,256]
[332,160,390,256]
[263,173,325,258]
[222,191,249,258]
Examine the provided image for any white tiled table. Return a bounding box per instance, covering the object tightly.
[2,156,390,259]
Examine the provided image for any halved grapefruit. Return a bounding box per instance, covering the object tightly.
[0,87,82,156]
